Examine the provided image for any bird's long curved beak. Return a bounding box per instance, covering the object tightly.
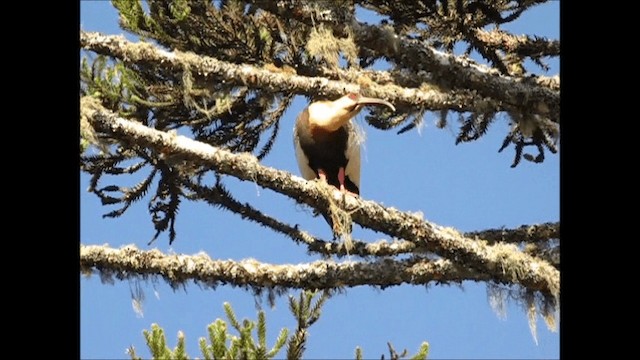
[356,96,396,112]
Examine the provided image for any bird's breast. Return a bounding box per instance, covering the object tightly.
[294,111,361,193]
[296,114,353,164]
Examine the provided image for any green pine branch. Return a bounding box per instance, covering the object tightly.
[127,296,429,359]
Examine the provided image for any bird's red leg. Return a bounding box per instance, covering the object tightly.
[318,169,328,182]
[338,167,346,192]
[338,167,358,196]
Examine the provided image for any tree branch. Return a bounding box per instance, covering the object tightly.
[356,21,560,123]
[184,179,418,258]
[81,96,559,298]
[317,64,558,95]
[80,244,489,289]
[187,178,558,263]
[188,177,559,266]
[464,222,559,245]
[472,28,560,60]
[80,31,503,115]
[354,0,548,28]
[246,0,559,122]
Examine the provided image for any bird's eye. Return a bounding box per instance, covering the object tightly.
[347,93,359,100]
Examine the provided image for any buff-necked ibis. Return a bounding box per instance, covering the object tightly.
[293,93,396,197]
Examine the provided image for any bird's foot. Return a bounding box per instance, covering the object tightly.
[338,184,359,197]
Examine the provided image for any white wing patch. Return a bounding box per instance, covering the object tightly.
[293,126,317,181]
[344,121,363,189]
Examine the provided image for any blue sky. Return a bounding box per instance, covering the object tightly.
[80,2,560,359]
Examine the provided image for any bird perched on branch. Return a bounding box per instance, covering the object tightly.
[293,93,395,229]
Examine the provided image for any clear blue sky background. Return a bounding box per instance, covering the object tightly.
[80,2,559,359]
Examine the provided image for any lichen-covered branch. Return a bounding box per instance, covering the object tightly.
[355,0,548,29]
[472,28,560,60]
[317,64,558,95]
[80,31,503,114]
[184,179,417,258]
[352,23,559,123]
[466,222,560,268]
[465,222,559,245]
[81,96,559,298]
[187,176,557,261]
[80,244,489,289]
[246,0,559,122]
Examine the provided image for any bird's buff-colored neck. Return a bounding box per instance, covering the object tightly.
[307,99,362,132]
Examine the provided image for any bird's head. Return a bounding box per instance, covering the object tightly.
[307,93,396,131]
